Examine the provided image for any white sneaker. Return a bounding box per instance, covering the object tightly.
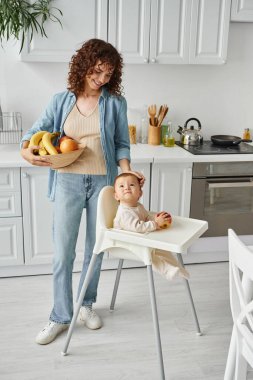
[80,306,102,330]
[35,321,69,345]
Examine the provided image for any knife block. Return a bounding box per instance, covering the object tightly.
[148,125,161,145]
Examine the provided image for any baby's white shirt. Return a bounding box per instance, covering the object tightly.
[113,203,157,233]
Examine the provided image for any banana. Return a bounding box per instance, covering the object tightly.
[38,140,48,156]
[42,132,60,155]
[29,131,47,147]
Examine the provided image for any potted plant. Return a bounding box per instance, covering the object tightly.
[0,0,63,53]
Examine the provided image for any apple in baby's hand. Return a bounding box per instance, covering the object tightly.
[157,211,172,229]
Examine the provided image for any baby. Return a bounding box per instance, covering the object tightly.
[113,173,189,280]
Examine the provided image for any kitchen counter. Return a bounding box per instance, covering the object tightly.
[1,143,253,167]
[130,143,253,163]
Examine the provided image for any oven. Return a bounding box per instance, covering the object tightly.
[190,162,253,237]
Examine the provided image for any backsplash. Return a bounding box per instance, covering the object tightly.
[0,23,253,141]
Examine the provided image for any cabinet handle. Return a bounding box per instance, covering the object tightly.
[151,58,156,63]
[143,58,148,63]
[22,172,28,178]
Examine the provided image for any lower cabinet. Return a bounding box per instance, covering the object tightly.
[21,167,86,267]
[0,168,24,267]
[0,217,24,266]
[150,162,192,217]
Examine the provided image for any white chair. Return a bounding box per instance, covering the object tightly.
[62,186,208,380]
[224,229,253,380]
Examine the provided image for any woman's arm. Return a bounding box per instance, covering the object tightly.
[20,95,56,166]
[118,158,131,172]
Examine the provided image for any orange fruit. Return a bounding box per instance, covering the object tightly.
[60,139,78,153]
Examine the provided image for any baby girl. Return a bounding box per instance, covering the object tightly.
[113,172,189,280]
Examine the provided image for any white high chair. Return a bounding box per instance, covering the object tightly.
[224,229,253,380]
[62,186,208,380]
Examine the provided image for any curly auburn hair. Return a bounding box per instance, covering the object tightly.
[67,39,123,96]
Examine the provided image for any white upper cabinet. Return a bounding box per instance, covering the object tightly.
[108,0,192,64]
[109,0,231,64]
[149,0,192,64]
[21,0,108,62]
[108,0,151,64]
[190,0,231,64]
[231,0,253,21]
[21,0,231,64]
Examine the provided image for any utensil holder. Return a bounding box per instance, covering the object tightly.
[148,125,161,145]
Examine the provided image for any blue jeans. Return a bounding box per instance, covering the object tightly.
[49,173,107,324]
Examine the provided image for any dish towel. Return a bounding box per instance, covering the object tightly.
[151,249,189,281]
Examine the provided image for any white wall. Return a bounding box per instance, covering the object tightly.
[0,22,253,140]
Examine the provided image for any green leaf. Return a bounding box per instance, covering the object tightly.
[0,0,63,52]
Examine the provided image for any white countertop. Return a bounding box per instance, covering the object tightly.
[1,143,253,168]
[130,143,253,163]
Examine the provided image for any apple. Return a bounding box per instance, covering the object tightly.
[157,211,172,229]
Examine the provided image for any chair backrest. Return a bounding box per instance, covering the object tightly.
[96,186,119,230]
[228,229,253,367]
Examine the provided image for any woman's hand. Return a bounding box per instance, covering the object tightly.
[118,159,146,187]
[123,170,146,187]
[21,145,51,167]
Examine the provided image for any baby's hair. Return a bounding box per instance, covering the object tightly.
[113,172,141,189]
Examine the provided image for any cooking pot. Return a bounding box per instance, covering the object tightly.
[211,135,252,147]
[177,118,203,145]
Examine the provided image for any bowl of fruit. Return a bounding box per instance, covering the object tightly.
[29,131,85,169]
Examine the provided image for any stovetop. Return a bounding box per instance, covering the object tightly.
[175,141,253,155]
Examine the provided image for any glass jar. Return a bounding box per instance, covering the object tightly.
[128,125,137,144]
[163,122,175,147]
[141,117,148,144]
[243,128,251,140]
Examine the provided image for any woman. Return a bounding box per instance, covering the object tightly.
[21,38,144,345]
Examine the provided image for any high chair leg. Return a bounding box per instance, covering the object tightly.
[146,264,165,380]
[110,259,124,311]
[176,253,202,335]
[61,253,98,356]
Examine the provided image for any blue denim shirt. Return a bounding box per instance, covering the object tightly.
[21,88,130,200]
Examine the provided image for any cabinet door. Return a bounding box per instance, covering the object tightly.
[21,0,108,62]
[108,0,151,63]
[0,168,21,191]
[0,167,21,217]
[21,168,86,265]
[231,0,253,21]
[149,0,192,64]
[150,162,192,217]
[189,0,231,64]
[0,192,22,217]
[0,217,24,266]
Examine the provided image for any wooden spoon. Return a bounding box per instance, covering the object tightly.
[157,105,163,120]
[157,105,169,128]
[148,104,157,126]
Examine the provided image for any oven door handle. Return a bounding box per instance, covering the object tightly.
[208,180,253,189]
